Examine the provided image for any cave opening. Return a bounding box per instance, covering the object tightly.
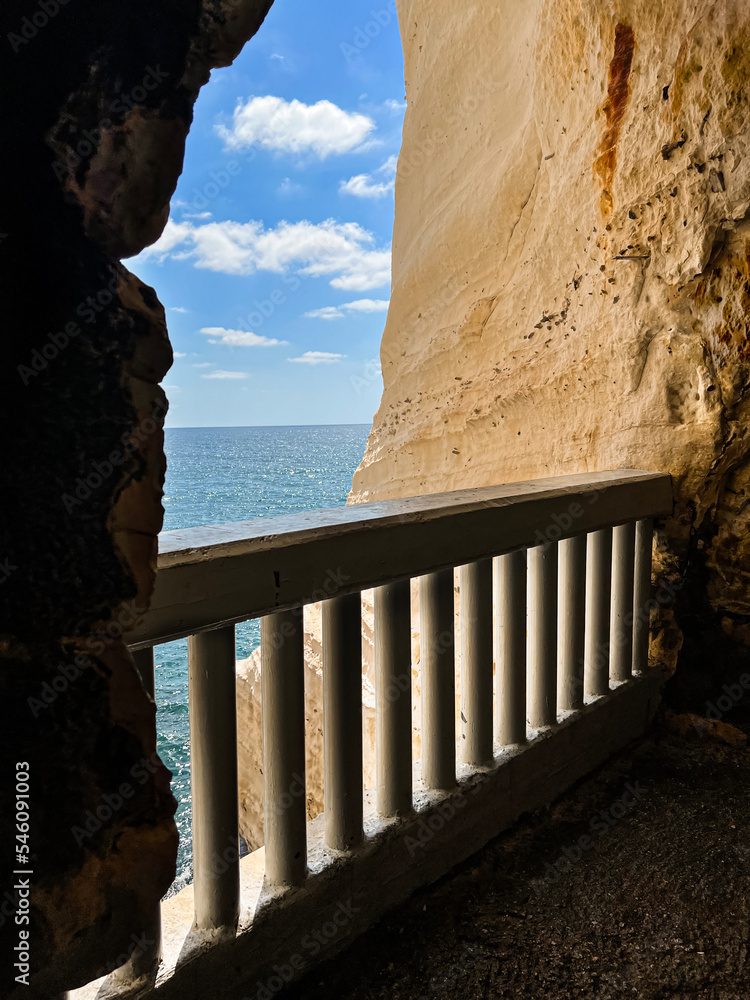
[122,0,405,901]
[6,1,750,997]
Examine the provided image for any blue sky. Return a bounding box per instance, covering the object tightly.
[129,0,404,428]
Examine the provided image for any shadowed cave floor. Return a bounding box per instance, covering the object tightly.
[275,716,750,1000]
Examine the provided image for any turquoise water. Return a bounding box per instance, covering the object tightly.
[155,424,370,893]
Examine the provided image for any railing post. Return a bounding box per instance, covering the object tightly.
[495,550,527,746]
[374,581,413,817]
[585,528,613,697]
[188,626,240,933]
[610,522,636,683]
[633,518,654,674]
[419,570,456,790]
[104,646,162,988]
[558,535,586,711]
[323,593,363,851]
[262,611,307,886]
[528,543,558,728]
[459,560,493,766]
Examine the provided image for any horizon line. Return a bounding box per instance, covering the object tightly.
[164,422,372,430]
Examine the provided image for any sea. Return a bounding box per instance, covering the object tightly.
[155,424,371,894]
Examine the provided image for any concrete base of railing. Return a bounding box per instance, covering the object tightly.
[72,672,660,1000]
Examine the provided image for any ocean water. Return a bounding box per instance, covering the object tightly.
[155,424,370,894]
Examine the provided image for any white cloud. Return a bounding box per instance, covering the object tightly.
[169,307,189,314]
[173,351,187,357]
[305,307,345,321]
[192,362,215,368]
[138,217,391,292]
[340,174,393,198]
[340,156,397,199]
[217,96,375,158]
[305,298,389,321]
[288,351,345,365]
[200,327,288,347]
[183,211,213,220]
[138,218,193,263]
[342,298,390,313]
[201,370,249,380]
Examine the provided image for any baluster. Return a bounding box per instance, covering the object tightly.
[611,522,636,683]
[558,535,586,711]
[633,518,654,673]
[459,560,493,766]
[419,569,456,790]
[105,646,162,986]
[262,611,307,885]
[495,550,527,746]
[528,543,558,728]
[585,528,613,696]
[188,626,240,932]
[323,593,363,851]
[374,581,413,817]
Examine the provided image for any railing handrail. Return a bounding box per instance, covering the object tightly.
[125,469,672,649]
[73,469,674,1000]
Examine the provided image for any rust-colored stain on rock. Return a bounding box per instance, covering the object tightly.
[594,22,635,215]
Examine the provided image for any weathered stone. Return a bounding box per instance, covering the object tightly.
[352,0,750,706]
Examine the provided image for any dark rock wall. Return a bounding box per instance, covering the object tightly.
[0,1,273,993]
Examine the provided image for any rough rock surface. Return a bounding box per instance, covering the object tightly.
[0,1,272,993]
[351,0,750,707]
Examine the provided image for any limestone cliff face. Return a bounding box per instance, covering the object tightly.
[351,0,750,703]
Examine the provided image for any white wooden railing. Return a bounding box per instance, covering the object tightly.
[71,470,672,1000]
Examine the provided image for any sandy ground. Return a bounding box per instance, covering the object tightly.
[278,716,750,999]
